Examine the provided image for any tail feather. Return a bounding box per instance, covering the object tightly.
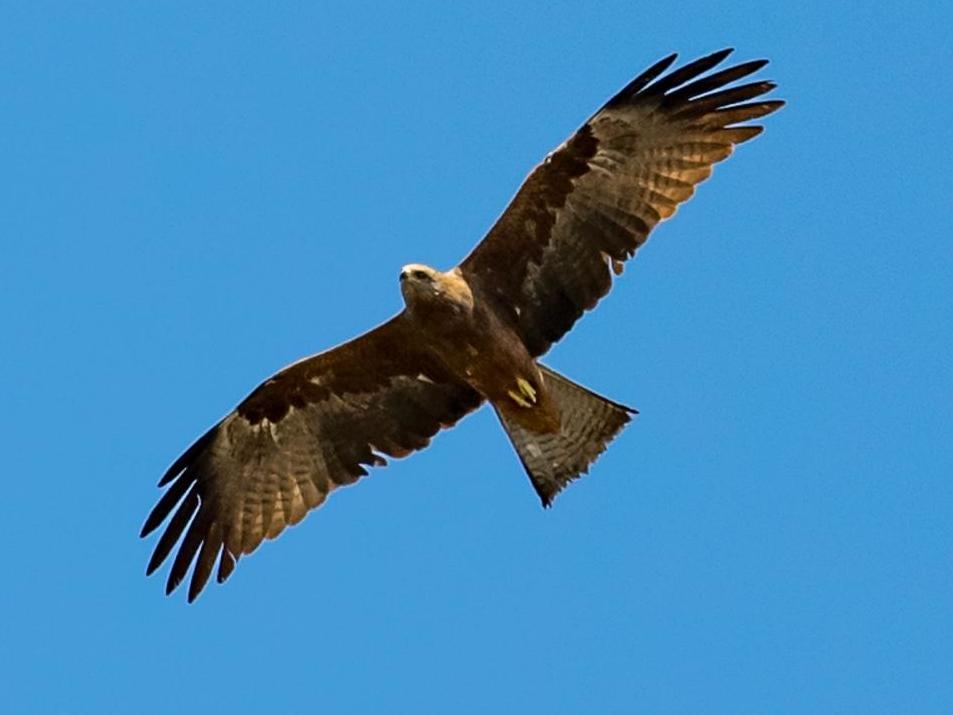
[495,365,635,507]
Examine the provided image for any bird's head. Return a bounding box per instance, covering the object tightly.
[399,263,437,300]
[399,263,473,314]
[400,263,437,285]
[399,263,439,307]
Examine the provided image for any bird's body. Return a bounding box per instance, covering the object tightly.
[142,49,784,601]
[399,265,560,433]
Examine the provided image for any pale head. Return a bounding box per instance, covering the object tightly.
[399,263,438,303]
[399,263,474,314]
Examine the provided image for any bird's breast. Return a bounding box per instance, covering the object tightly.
[412,310,559,432]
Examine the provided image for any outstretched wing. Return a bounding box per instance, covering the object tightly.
[460,49,784,356]
[141,314,483,601]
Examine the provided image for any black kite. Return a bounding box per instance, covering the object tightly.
[142,49,783,601]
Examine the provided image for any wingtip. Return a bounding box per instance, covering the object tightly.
[165,570,184,596]
[216,550,236,584]
[657,52,680,73]
[607,52,679,107]
[688,47,735,70]
[739,125,765,141]
[157,467,180,488]
[641,48,743,99]
[139,510,165,539]
[145,545,168,576]
[157,568,204,603]
[609,49,752,110]
[760,99,786,117]
[621,400,639,416]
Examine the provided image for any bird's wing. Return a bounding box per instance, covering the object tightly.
[459,49,783,356]
[141,314,483,601]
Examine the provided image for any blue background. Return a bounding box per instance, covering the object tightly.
[2,3,950,713]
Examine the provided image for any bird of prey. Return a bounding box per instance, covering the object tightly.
[142,49,783,601]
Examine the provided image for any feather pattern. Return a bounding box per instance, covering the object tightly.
[460,49,783,356]
[141,315,482,601]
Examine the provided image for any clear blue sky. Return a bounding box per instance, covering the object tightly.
[2,3,950,713]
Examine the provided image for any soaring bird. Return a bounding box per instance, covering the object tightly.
[142,49,783,601]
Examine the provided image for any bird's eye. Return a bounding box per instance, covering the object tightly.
[413,270,429,280]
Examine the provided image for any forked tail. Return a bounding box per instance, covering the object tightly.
[495,364,635,506]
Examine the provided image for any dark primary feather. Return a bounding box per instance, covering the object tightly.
[460,49,784,356]
[141,315,483,601]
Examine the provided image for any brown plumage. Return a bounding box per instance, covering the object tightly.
[142,49,783,601]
